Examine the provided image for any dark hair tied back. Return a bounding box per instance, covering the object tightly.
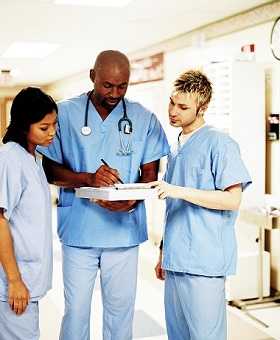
[2,87,57,150]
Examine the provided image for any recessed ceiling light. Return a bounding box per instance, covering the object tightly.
[1,42,59,59]
[54,0,132,7]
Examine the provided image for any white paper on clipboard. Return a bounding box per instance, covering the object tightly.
[114,183,151,190]
[75,184,158,201]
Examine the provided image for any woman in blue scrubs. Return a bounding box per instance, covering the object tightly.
[0,87,57,340]
[151,70,252,340]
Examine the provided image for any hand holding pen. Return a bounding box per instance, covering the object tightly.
[90,159,137,212]
[90,158,123,187]
[100,159,124,184]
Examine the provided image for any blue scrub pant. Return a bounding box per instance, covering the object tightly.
[59,244,139,340]
[165,271,226,340]
[0,300,39,340]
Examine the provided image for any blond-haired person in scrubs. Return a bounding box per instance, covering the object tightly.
[151,70,252,340]
[0,87,57,340]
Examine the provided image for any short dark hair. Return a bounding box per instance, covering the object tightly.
[2,87,57,150]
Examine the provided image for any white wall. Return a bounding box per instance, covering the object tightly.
[45,71,91,101]
[208,21,280,196]
[132,20,280,199]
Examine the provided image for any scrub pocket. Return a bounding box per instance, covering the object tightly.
[119,140,143,182]
[190,161,215,190]
[0,300,39,340]
[57,205,72,239]
[189,165,205,189]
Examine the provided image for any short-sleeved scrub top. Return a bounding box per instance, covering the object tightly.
[162,125,252,277]
[0,142,53,301]
[37,94,170,248]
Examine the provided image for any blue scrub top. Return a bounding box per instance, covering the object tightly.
[162,125,252,277]
[38,93,169,248]
[0,142,53,301]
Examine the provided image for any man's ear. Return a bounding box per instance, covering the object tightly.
[198,105,208,116]
[89,69,95,82]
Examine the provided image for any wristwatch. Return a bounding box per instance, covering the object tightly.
[271,16,280,61]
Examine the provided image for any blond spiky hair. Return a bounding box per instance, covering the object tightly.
[174,70,212,108]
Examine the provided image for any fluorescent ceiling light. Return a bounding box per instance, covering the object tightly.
[1,42,59,59]
[54,0,132,7]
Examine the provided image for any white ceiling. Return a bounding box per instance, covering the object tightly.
[0,0,272,87]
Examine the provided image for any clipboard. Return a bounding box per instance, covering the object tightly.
[75,183,158,201]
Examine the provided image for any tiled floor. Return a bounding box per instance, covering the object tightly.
[38,206,278,339]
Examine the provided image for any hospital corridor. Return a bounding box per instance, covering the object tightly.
[2,1,280,340]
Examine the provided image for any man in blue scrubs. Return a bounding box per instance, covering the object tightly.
[151,70,251,340]
[38,50,169,340]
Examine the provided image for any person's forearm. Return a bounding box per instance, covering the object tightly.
[175,186,241,211]
[140,169,157,183]
[42,157,93,188]
[140,160,160,183]
[47,166,90,188]
[0,214,22,283]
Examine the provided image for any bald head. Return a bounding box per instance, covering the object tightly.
[94,50,130,74]
[90,50,130,114]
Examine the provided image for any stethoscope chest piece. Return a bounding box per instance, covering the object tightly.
[81,126,92,136]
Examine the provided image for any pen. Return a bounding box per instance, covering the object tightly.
[101,159,124,184]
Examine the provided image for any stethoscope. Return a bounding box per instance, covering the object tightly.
[81,91,134,156]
